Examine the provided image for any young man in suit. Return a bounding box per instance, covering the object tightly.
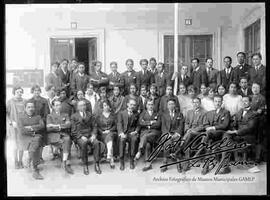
[89,61,109,90]
[172,97,206,172]
[234,52,251,83]
[136,59,154,92]
[161,98,185,173]
[121,59,138,95]
[70,63,90,96]
[46,99,73,174]
[170,65,192,91]
[17,100,45,180]
[71,100,103,175]
[45,62,63,91]
[238,77,252,97]
[194,94,230,175]
[248,53,266,94]
[159,84,180,113]
[217,56,237,90]
[58,59,71,95]
[190,58,208,94]
[135,99,161,171]
[107,61,124,95]
[205,58,219,90]
[154,62,169,97]
[117,98,140,170]
[148,57,157,74]
[218,96,258,174]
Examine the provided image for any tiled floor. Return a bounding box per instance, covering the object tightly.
[6,139,266,196]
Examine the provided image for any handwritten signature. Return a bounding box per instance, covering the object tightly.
[147,133,254,174]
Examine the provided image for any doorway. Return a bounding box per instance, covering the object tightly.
[50,37,97,74]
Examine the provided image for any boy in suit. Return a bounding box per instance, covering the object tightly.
[107,61,124,95]
[70,63,90,96]
[121,59,138,95]
[205,58,219,90]
[136,59,154,92]
[190,58,208,94]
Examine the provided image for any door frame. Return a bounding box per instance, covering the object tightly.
[158,28,221,70]
[46,28,105,76]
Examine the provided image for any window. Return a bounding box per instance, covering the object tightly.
[164,35,212,74]
[244,19,261,65]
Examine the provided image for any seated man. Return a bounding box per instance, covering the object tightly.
[161,98,184,173]
[218,96,258,174]
[46,99,73,174]
[89,61,109,90]
[135,99,161,171]
[17,100,45,180]
[159,84,180,114]
[173,97,206,171]
[194,95,230,175]
[71,100,103,175]
[117,98,140,170]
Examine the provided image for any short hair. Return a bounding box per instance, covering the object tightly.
[146,99,154,105]
[187,85,195,92]
[149,57,157,63]
[30,84,41,93]
[76,90,85,96]
[94,61,102,66]
[150,83,157,90]
[99,86,107,93]
[213,94,223,100]
[78,62,85,67]
[224,56,232,62]
[251,52,262,59]
[140,84,147,90]
[166,84,173,89]
[128,97,137,104]
[239,76,248,82]
[229,82,237,88]
[140,59,148,65]
[110,61,117,66]
[192,97,201,103]
[129,83,137,91]
[86,83,94,89]
[61,59,69,63]
[200,83,207,88]
[24,99,35,107]
[237,52,246,58]
[205,58,213,62]
[101,99,112,109]
[191,58,200,63]
[157,62,165,69]
[179,82,186,88]
[12,86,24,95]
[167,97,176,103]
[252,82,261,88]
[51,62,59,67]
[45,84,55,92]
[126,59,134,65]
[71,58,78,62]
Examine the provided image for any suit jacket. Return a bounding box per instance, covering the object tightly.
[89,70,109,88]
[237,88,252,97]
[121,70,138,95]
[161,111,184,136]
[206,67,219,89]
[153,71,169,96]
[248,65,266,91]
[191,66,208,92]
[184,108,206,133]
[60,98,74,117]
[136,70,154,90]
[139,110,161,133]
[233,108,258,136]
[250,94,266,112]
[203,108,230,131]
[121,95,143,113]
[217,67,237,89]
[58,68,70,85]
[45,73,64,91]
[29,96,50,120]
[71,73,90,94]
[108,72,124,90]
[70,111,97,140]
[109,95,125,115]
[95,112,117,135]
[117,110,140,134]
[159,95,180,114]
[234,63,251,82]
[146,95,160,113]
[46,112,71,143]
[169,73,192,90]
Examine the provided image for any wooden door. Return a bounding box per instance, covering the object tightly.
[88,38,97,74]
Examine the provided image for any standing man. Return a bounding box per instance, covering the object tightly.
[154,62,169,97]
[238,77,252,97]
[190,58,208,94]
[46,99,74,174]
[170,65,192,90]
[71,100,103,175]
[217,56,237,90]
[70,63,90,95]
[159,84,180,113]
[135,100,161,171]
[248,53,266,94]
[121,59,138,95]
[205,58,219,90]
[117,98,140,170]
[45,62,63,91]
[234,52,251,83]
[160,98,185,173]
[136,59,154,92]
[17,100,45,179]
[148,57,157,74]
[107,61,124,95]
[69,58,79,83]
[58,59,71,95]
[89,61,109,90]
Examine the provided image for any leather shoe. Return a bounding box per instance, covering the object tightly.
[177,163,182,173]
[32,170,44,180]
[142,164,152,172]
[218,167,231,174]
[130,160,135,169]
[95,163,102,174]
[201,165,210,175]
[120,161,125,171]
[83,165,89,175]
[64,162,74,174]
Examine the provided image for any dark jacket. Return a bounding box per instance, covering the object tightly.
[117,110,140,134]
[203,108,230,131]
[161,111,185,136]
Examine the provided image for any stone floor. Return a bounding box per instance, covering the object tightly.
[6,139,267,196]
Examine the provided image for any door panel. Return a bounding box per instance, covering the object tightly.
[88,38,97,74]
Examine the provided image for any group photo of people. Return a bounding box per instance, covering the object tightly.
[6,51,267,180]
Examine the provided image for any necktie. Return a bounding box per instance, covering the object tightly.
[242,110,247,117]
